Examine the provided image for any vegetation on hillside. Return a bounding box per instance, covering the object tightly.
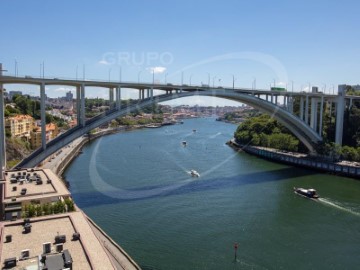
[234,114,300,152]
[234,85,360,161]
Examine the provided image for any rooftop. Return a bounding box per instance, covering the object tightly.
[3,169,70,204]
[0,212,115,269]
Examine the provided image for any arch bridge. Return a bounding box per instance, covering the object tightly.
[0,66,358,173]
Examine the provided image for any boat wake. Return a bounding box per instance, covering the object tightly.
[318,198,360,217]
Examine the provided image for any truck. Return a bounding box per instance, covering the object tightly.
[271,87,287,92]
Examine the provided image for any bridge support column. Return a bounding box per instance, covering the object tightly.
[271,94,274,103]
[138,90,141,100]
[147,89,150,98]
[335,85,346,145]
[76,86,81,125]
[151,87,154,100]
[288,97,293,114]
[275,95,278,105]
[40,83,46,150]
[305,95,309,124]
[319,96,324,136]
[349,98,353,109]
[0,67,6,177]
[116,86,121,109]
[80,84,86,127]
[300,96,304,120]
[310,98,318,130]
[109,88,114,108]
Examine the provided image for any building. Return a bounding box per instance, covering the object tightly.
[65,91,73,101]
[5,114,34,140]
[1,169,71,220]
[8,90,22,100]
[30,123,59,149]
[0,168,141,270]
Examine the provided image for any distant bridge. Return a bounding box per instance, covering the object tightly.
[0,64,358,174]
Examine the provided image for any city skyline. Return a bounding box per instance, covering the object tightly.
[1,0,360,106]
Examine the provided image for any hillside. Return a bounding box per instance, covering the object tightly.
[5,138,32,169]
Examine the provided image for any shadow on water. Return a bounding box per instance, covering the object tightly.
[72,166,315,209]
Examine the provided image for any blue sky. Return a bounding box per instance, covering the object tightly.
[1,0,359,106]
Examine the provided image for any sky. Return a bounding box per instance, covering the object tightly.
[1,0,359,106]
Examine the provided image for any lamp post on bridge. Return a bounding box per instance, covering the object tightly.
[165,73,168,84]
[189,74,193,86]
[138,70,143,83]
[232,74,236,89]
[212,76,217,88]
[14,60,18,77]
[206,72,210,87]
[108,68,112,82]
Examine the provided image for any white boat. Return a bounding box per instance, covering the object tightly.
[293,187,319,199]
[190,170,200,177]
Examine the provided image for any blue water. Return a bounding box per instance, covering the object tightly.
[64,118,360,269]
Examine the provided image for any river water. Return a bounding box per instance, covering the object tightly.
[64,118,360,270]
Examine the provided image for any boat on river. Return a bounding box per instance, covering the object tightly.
[190,170,200,177]
[293,187,319,199]
[182,141,187,146]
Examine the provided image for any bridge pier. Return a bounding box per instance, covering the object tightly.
[0,63,6,177]
[40,83,46,150]
[116,86,121,109]
[151,87,153,100]
[310,97,317,130]
[319,96,324,136]
[305,95,309,124]
[271,94,274,103]
[109,88,114,108]
[76,86,81,125]
[80,84,86,127]
[335,85,346,145]
[300,96,304,120]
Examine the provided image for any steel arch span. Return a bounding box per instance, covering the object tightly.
[17,90,322,168]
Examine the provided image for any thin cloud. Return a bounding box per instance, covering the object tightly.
[98,59,111,65]
[147,66,167,74]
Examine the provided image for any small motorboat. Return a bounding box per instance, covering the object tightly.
[182,141,187,146]
[193,129,197,133]
[293,187,319,199]
[190,170,200,177]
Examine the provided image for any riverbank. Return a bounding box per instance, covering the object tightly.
[227,139,360,179]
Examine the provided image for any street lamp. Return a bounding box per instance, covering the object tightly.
[189,74,193,86]
[212,76,217,88]
[252,78,256,90]
[119,66,122,82]
[232,74,236,89]
[14,60,18,77]
[206,73,210,87]
[76,65,78,80]
[108,68,112,82]
[82,64,85,80]
[152,69,155,85]
[165,73,168,84]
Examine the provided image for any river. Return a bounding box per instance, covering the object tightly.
[64,118,360,270]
